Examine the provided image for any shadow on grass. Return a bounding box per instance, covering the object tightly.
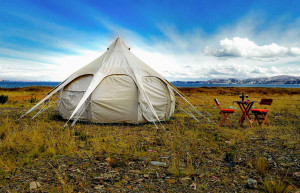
[49,113,171,127]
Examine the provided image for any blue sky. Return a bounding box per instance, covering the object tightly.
[0,0,300,81]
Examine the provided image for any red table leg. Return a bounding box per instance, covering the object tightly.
[237,102,254,127]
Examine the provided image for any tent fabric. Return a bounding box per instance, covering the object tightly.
[22,36,177,124]
[90,75,141,123]
[141,77,173,121]
[63,75,93,91]
[57,75,93,120]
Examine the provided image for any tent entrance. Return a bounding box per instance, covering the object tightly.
[90,75,142,123]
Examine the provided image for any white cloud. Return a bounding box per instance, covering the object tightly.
[1,13,300,81]
[189,64,300,79]
[132,45,300,80]
[0,48,102,81]
[204,37,300,59]
[289,47,300,56]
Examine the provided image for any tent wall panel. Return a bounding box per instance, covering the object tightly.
[64,75,93,91]
[90,75,141,123]
[140,77,174,122]
[58,75,93,120]
[167,85,176,118]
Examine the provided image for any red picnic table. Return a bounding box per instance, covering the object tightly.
[233,100,257,127]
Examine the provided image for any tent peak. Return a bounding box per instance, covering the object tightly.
[107,36,130,51]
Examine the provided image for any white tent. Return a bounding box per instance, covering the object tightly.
[20,36,207,127]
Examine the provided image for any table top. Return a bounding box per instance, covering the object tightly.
[233,100,257,104]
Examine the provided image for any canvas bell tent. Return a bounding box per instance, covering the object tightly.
[20,36,207,127]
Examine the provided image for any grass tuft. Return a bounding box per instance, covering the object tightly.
[255,157,269,176]
[263,180,294,193]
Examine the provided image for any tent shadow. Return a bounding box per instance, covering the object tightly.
[50,113,169,127]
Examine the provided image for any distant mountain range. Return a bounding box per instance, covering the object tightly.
[1,75,300,85]
[172,75,300,85]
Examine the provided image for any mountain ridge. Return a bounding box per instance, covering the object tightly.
[1,75,300,84]
[172,75,300,84]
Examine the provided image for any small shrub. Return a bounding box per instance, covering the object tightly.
[168,156,181,176]
[73,131,89,141]
[219,90,227,95]
[38,144,47,153]
[79,133,89,141]
[175,101,179,110]
[29,94,37,103]
[0,95,8,104]
[255,157,268,176]
[224,150,236,163]
[182,154,196,176]
[264,180,294,193]
[110,159,127,168]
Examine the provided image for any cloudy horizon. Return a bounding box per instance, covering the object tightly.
[1,1,300,81]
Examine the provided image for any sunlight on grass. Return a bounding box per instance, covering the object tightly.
[0,86,299,191]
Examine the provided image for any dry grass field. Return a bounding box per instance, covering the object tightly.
[0,86,299,192]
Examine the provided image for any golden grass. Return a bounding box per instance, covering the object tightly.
[264,180,295,193]
[255,157,269,176]
[0,86,299,192]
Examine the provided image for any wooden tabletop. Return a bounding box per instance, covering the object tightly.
[233,100,257,104]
